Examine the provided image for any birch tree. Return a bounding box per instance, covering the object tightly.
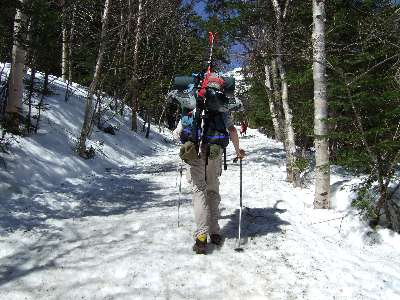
[124,0,144,132]
[68,3,76,82]
[61,1,68,82]
[6,0,27,132]
[271,0,300,186]
[312,0,330,208]
[264,63,283,141]
[77,0,112,158]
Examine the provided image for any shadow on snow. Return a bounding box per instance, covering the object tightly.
[220,200,290,246]
[0,159,192,288]
[0,161,185,233]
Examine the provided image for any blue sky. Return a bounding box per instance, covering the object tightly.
[193,0,207,19]
[191,0,244,69]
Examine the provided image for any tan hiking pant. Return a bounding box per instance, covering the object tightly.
[188,152,222,239]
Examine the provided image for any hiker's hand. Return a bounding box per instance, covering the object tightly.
[236,149,245,160]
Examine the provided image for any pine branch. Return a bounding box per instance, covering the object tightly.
[346,53,400,87]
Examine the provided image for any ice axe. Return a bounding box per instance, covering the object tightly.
[233,156,244,252]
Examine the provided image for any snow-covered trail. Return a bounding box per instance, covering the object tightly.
[1,129,399,300]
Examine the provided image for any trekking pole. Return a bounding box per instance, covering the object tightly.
[177,163,183,227]
[234,157,244,252]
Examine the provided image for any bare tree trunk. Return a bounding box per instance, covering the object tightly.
[278,58,299,185]
[142,110,147,132]
[68,3,76,83]
[26,68,36,134]
[123,0,132,67]
[125,0,143,132]
[35,72,48,134]
[112,0,125,114]
[95,93,102,128]
[6,0,27,132]
[65,2,76,102]
[313,0,330,208]
[271,0,300,186]
[145,111,151,138]
[62,12,68,82]
[77,0,112,157]
[64,79,71,102]
[264,63,283,141]
[270,59,283,135]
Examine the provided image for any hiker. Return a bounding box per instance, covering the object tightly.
[173,109,245,254]
[240,120,247,136]
[168,32,246,254]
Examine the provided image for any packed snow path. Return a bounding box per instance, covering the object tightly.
[1,130,399,300]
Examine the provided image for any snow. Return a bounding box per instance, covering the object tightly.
[1,63,400,299]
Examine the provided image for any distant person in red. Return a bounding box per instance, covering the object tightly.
[240,121,247,136]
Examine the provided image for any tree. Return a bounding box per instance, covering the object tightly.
[264,63,283,141]
[126,0,143,132]
[271,0,300,186]
[324,0,400,229]
[312,0,330,208]
[5,0,27,133]
[61,0,68,81]
[77,0,112,158]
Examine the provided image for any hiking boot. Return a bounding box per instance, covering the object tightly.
[192,234,207,254]
[210,234,223,246]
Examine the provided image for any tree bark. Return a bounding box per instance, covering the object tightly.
[145,111,151,138]
[123,0,133,68]
[264,63,283,141]
[313,0,330,208]
[123,0,144,132]
[270,58,288,153]
[77,0,112,157]
[6,0,27,132]
[61,9,68,82]
[26,68,36,134]
[64,3,75,102]
[68,2,76,83]
[271,0,300,185]
[35,72,48,134]
[277,57,299,185]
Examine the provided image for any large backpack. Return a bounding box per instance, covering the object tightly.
[168,72,240,150]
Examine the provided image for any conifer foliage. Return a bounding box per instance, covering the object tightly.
[206,0,399,230]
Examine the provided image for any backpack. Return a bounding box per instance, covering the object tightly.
[179,107,229,148]
[168,72,241,169]
[169,73,238,146]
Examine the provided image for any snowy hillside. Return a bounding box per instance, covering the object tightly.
[1,65,400,299]
[0,63,174,198]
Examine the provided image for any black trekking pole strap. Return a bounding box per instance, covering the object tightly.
[223,148,227,170]
[179,164,183,193]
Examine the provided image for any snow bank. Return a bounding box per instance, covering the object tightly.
[0,62,174,196]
